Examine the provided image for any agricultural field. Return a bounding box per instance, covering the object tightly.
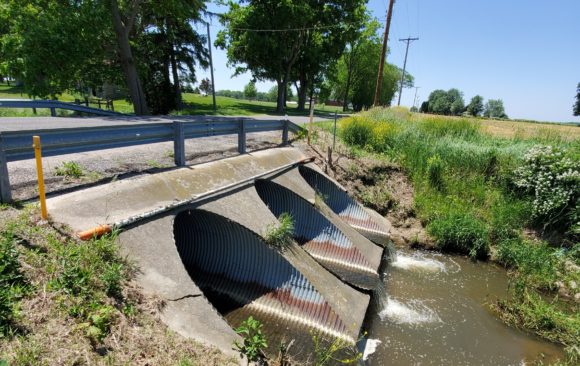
[313,107,579,363]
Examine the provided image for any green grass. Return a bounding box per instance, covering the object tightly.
[263,212,295,250]
[54,161,84,179]
[0,82,345,117]
[337,107,579,350]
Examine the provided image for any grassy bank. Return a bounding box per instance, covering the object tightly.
[0,206,235,365]
[334,108,579,360]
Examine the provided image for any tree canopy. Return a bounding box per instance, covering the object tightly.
[574,82,580,117]
[216,0,366,113]
[0,0,209,115]
[243,81,257,100]
[321,19,413,111]
[466,95,484,117]
[484,99,507,119]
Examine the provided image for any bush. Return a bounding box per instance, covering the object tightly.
[513,145,579,233]
[340,117,374,148]
[0,231,28,336]
[426,154,445,191]
[54,161,84,179]
[428,212,489,259]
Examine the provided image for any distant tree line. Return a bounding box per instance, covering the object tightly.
[419,89,507,119]
[215,83,295,103]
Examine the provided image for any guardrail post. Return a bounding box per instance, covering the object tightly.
[238,118,246,154]
[0,134,12,203]
[50,107,56,117]
[173,121,186,166]
[282,119,289,146]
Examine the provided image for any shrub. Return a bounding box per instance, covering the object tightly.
[54,161,84,179]
[428,212,489,259]
[0,232,28,336]
[340,117,374,148]
[513,145,579,232]
[233,316,268,363]
[263,213,294,250]
[426,154,445,191]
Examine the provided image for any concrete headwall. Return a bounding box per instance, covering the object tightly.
[46,148,391,359]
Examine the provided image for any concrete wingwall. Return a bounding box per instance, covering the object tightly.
[46,147,392,360]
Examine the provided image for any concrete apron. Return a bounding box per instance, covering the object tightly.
[45,147,378,358]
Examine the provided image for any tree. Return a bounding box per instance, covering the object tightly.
[199,78,212,95]
[323,19,412,111]
[427,88,465,116]
[244,81,257,100]
[217,0,366,113]
[466,95,484,117]
[428,90,451,115]
[419,101,429,113]
[574,83,580,116]
[484,99,507,118]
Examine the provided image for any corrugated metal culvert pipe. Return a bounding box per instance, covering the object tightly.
[173,209,353,359]
[254,179,380,291]
[299,165,390,246]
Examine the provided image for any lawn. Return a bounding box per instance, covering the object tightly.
[0,83,344,117]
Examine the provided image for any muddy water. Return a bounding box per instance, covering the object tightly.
[364,249,564,365]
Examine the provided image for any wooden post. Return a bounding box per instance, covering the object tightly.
[173,121,186,166]
[282,119,289,145]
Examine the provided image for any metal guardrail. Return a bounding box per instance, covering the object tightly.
[0,119,305,203]
[0,99,124,117]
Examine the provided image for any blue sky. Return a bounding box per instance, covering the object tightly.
[195,0,580,123]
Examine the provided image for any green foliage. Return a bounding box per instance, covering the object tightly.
[325,19,411,111]
[427,88,465,116]
[233,316,268,363]
[54,161,84,179]
[513,145,579,234]
[484,99,508,118]
[426,154,445,191]
[428,212,489,259]
[311,332,362,366]
[0,231,28,337]
[574,82,580,117]
[217,0,366,112]
[243,81,257,100]
[263,213,295,250]
[466,95,485,116]
[337,107,580,345]
[82,305,117,344]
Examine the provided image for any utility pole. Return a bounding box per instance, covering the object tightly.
[397,37,419,106]
[413,86,420,109]
[206,22,217,111]
[373,0,395,107]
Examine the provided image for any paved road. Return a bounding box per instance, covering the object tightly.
[0,114,333,132]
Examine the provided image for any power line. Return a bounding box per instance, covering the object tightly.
[397,36,419,106]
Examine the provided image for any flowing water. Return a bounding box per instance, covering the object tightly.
[363,249,564,365]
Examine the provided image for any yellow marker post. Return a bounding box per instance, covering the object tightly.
[33,136,48,220]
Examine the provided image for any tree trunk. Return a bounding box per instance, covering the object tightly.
[276,79,285,113]
[297,75,308,112]
[110,0,149,115]
[168,20,182,110]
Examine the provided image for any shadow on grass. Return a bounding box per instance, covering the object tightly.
[178,99,344,118]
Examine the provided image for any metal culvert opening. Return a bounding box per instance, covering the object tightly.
[254,179,379,290]
[173,209,353,358]
[298,165,390,245]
